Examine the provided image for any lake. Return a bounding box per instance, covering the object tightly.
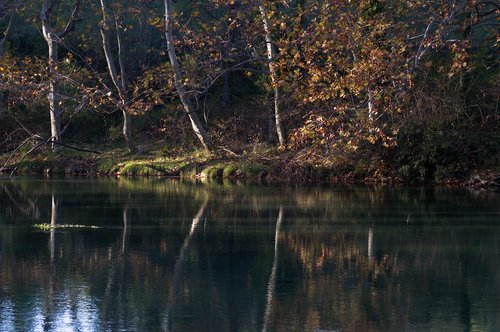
[0,177,499,331]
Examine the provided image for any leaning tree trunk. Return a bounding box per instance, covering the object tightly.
[259,3,285,146]
[164,0,213,152]
[99,0,136,152]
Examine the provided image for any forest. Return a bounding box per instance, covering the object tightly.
[0,0,498,183]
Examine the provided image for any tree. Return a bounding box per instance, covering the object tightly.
[40,0,82,152]
[163,0,213,152]
[99,0,135,152]
[259,1,285,146]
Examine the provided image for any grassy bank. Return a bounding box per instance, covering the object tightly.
[0,146,320,182]
[1,144,498,189]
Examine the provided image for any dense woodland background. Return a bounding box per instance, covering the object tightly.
[0,0,498,182]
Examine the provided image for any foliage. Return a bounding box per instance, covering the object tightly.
[0,0,498,182]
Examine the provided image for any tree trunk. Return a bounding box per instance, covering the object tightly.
[259,3,285,146]
[47,37,62,152]
[368,89,376,122]
[41,0,81,152]
[164,0,213,152]
[99,0,136,152]
[122,109,134,151]
[115,13,135,152]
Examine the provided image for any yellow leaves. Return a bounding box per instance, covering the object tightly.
[311,72,322,83]
[148,17,163,28]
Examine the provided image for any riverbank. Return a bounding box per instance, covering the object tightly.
[1,145,498,189]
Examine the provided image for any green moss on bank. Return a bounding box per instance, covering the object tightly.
[0,147,270,180]
[1,145,497,185]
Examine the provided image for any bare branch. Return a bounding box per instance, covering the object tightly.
[99,0,126,100]
[114,13,127,92]
[57,0,82,39]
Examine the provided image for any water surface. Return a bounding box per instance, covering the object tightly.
[1,176,499,331]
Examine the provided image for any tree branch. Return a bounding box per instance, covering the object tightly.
[57,0,82,39]
[100,0,126,101]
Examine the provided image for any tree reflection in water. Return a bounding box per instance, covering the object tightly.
[0,178,499,331]
[262,205,282,332]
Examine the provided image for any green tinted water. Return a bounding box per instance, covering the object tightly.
[0,177,499,331]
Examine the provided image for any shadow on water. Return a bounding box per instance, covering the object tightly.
[0,177,499,331]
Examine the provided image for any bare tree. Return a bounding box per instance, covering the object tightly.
[40,0,82,152]
[99,0,136,152]
[164,0,213,152]
[259,2,285,146]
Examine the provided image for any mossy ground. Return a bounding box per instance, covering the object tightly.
[0,144,277,181]
[1,143,497,185]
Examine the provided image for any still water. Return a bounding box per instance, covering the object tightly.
[0,176,499,331]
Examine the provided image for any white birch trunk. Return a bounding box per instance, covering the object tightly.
[259,3,285,146]
[48,38,62,152]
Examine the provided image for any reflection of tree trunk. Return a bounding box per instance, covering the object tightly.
[171,199,209,301]
[460,250,471,330]
[164,198,209,329]
[262,205,283,332]
[101,248,116,324]
[121,201,130,254]
[117,198,132,326]
[49,194,59,262]
[1,184,40,218]
[368,227,374,258]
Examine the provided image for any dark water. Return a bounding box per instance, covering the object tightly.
[0,177,499,332]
